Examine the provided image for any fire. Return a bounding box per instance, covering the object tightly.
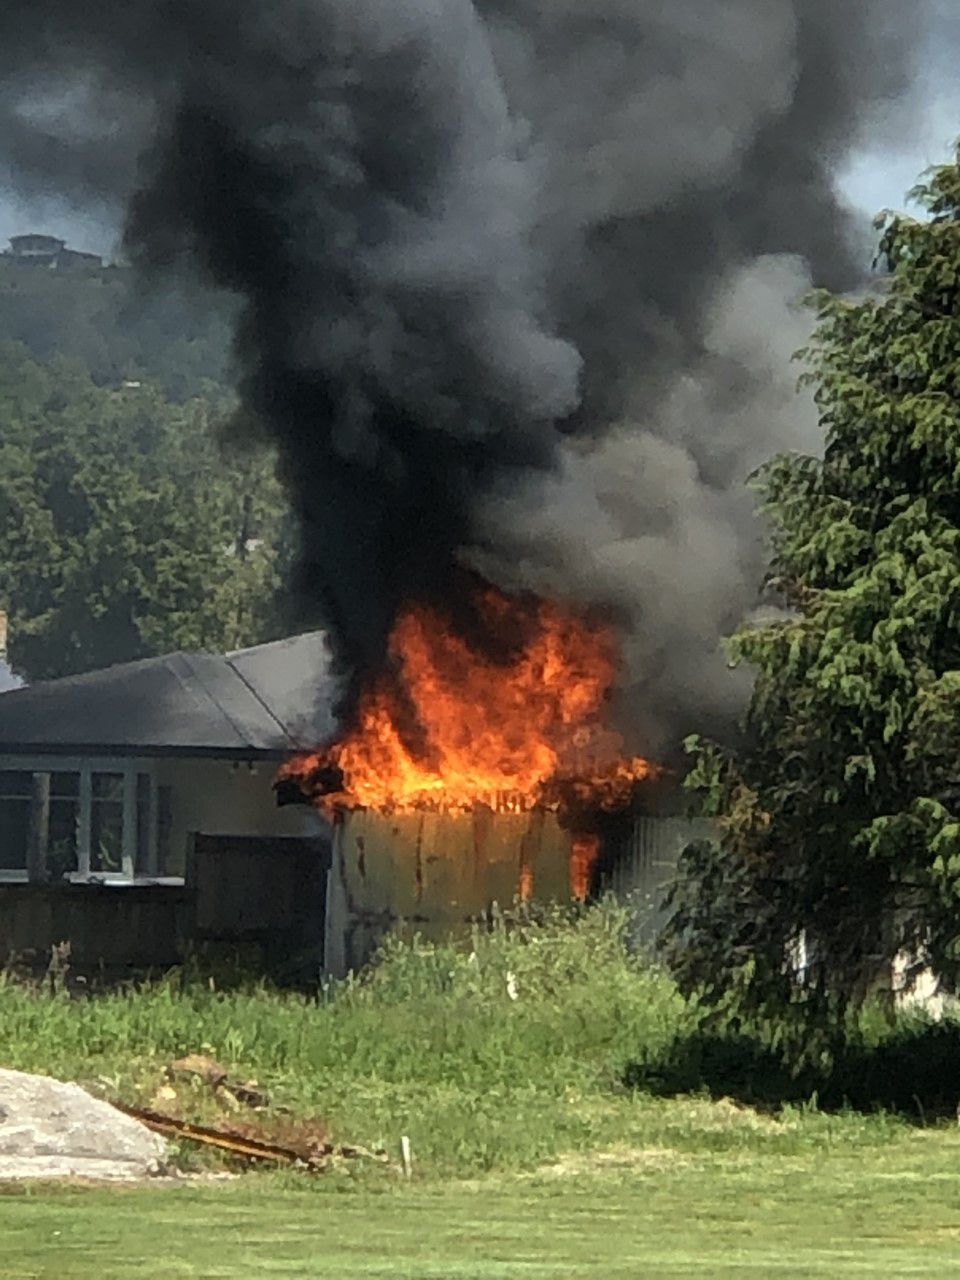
[570,834,601,902]
[281,584,655,824]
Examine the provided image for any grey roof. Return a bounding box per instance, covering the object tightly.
[0,633,337,758]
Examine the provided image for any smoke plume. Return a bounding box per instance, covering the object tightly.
[0,1,933,750]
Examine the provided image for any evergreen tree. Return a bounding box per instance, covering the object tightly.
[662,148,960,1051]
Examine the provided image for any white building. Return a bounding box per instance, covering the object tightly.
[0,634,334,972]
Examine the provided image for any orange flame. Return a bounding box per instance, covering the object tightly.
[281,585,655,823]
[570,834,601,902]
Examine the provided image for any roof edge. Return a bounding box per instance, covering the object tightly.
[0,743,294,762]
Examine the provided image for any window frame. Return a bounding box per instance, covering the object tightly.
[0,755,174,885]
[0,768,35,882]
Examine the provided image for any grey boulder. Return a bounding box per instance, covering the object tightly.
[0,1068,168,1180]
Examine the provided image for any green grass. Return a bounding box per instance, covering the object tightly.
[0,903,694,1175]
[4,1134,960,1278]
[3,901,960,1276]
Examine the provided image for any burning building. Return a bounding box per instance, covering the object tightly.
[4,234,102,271]
[277,582,677,972]
[0,617,692,978]
[0,2,929,972]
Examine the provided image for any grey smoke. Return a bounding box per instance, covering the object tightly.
[469,0,929,749]
[472,255,822,747]
[0,0,935,751]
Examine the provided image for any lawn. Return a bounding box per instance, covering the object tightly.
[3,903,960,1277]
[4,1129,960,1279]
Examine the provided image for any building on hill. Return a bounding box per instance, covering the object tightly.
[5,234,102,272]
[8,234,65,259]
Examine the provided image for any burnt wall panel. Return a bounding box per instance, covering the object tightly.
[327,808,577,974]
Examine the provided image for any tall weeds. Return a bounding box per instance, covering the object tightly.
[0,899,685,1173]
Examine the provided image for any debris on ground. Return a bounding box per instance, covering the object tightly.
[168,1054,229,1089]
[167,1054,273,1110]
[114,1102,387,1172]
[0,1068,168,1181]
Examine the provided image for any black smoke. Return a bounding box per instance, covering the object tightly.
[0,0,936,747]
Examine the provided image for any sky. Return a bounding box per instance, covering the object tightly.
[838,88,960,224]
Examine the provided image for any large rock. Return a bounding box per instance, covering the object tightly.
[0,1068,168,1180]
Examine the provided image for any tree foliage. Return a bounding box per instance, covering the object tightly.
[0,343,290,680]
[0,262,234,401]
[661,147,960,1053]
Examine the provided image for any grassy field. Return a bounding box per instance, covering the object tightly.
[1,903,960,1277]
[4,1131,960,1279]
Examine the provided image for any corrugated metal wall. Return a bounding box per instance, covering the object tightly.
[600,816,717,948]
[324,810,720,973]
[326,809,576,974]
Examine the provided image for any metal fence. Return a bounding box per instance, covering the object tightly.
[601,816,717,949]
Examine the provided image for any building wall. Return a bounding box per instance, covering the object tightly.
[600,816,717,948]
[0,750,707,975]
[324,809,716,975]
[153,757,326,876]
[326,808,577,974]
[0,752,325,972]
[0,752,327,882]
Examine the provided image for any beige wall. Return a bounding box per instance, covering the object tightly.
[153,757,327,875]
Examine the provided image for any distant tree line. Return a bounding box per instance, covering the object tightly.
[0,261,235,402]
[0,342,292,680]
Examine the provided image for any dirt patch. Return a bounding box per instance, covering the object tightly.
[679,1096,794,1134]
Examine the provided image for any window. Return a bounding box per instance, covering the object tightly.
[0,761,174,883]
[0,771,31,872]
[47,772,79,880]
[90,772,124,874]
